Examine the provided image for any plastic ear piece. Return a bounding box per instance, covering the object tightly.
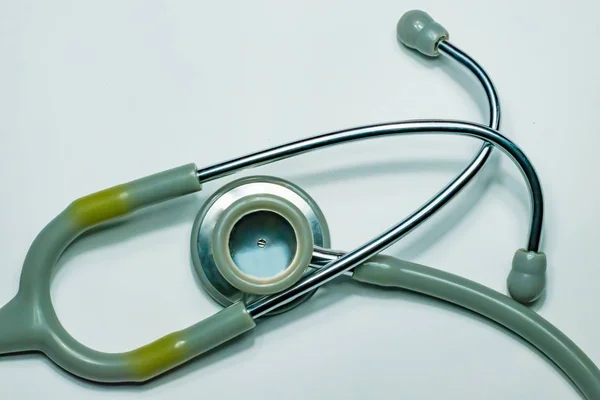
[397,10,449,56]
[507,249,547,304]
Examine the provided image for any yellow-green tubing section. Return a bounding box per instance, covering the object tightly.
[0,163,256,382]
[69,184,131,228]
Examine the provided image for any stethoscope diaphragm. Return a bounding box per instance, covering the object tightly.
[190,175,331,315]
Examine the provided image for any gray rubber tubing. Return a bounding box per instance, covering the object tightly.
[352,255,600,399]
[0,164,256,383]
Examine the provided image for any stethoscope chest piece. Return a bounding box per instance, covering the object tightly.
[190,175,331,314]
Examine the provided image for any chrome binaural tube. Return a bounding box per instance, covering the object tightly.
[196,41,543,318]
[245,121,543,318]
[438,41,500,130]
[247,121,543,318]
[197,40,507,250]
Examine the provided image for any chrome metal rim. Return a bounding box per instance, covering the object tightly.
[190,175,330,315]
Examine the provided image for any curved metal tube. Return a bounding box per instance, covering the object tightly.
[246,121,543,318]
[438,41,500,130]
[197,39,514,262]
[199,118,541,254]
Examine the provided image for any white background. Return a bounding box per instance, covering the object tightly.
[1,0,599,398]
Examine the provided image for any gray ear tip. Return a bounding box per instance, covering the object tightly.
[507,270,545,304]
[507,249,548,304]
[399,9,432,21]
[396,9,449,57]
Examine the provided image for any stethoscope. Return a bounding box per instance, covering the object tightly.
[1,9,599,398]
